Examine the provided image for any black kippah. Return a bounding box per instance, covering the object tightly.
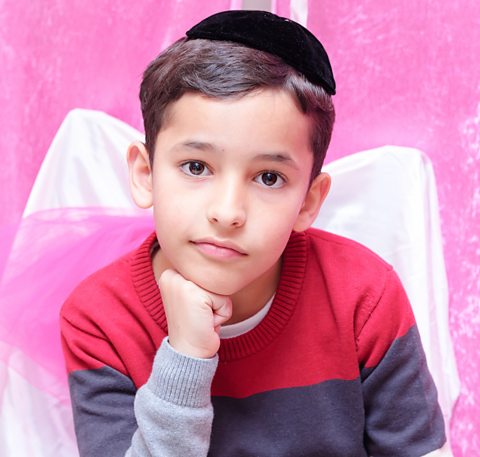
[186,10,336,95]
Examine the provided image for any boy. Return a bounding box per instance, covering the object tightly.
[60,10,447,457]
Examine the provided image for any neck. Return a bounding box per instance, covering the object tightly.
[226,258,281,325]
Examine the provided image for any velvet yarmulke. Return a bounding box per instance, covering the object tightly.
[186,10,336,95]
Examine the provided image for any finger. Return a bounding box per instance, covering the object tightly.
[211,296,232,327]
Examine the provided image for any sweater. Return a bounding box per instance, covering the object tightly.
[60,228,446,456]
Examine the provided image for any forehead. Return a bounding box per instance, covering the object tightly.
[158,89,314,166]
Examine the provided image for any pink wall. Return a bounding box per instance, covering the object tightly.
[0,0,478,454]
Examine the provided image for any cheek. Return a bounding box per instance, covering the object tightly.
[249,209,299,260]
[251,193,305,232]
[152,179,202,226]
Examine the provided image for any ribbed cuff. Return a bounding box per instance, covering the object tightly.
[147,337,218,408]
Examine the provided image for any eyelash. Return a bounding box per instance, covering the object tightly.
[254,170,286,188]
[180,161,211,177]
[179,161,287,188]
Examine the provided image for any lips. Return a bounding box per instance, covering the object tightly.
[191,237,247,259]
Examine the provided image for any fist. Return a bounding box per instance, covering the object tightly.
[158,269,233,359]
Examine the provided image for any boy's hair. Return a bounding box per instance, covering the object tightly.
[140,38,335,179]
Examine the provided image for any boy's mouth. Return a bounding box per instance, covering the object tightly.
[191,238,247,259]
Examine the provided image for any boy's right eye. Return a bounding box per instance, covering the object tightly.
[180,161,211,177]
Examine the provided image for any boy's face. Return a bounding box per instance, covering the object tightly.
[129,89,330,297]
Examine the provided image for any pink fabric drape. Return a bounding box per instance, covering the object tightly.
[0,208,154,399]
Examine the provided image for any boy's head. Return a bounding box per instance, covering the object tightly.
[128,10,336,298]
[139,10,335,180]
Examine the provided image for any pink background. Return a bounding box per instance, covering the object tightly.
[0,0,478,454]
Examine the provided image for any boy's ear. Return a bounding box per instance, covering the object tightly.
[127,141,154,209]
[293,172,331,232]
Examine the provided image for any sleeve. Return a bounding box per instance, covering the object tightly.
[127,339,217,457]
[61,309,217,457]
[356,269,447,457]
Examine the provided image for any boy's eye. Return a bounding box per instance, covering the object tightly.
[255,172,285,188]
[180,161,211,177]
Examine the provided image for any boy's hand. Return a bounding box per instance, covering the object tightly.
[158,269,233,359]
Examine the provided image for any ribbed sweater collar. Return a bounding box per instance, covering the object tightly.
[131,231,307,362]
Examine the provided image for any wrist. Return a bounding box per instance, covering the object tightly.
[150,338,218,407]
[168,336,218,359]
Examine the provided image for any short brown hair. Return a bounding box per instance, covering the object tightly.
[140,38,335,178]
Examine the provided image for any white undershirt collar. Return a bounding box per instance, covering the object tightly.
[220,295,275,339]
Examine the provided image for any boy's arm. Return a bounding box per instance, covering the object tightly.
[62,321,217,457]
[126,338,218,457]
[357,268,447,456]
[61,269,230,457]
[61,312,138,456]
[127,269,232,456]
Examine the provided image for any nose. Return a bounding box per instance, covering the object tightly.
[207,178,246,228]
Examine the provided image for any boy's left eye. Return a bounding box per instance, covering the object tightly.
[255,172,285,188]
[180,161,211,177]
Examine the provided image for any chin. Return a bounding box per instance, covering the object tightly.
[191,274,245,297]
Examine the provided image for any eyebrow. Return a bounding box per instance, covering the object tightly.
[174,141,300,170]
[252,153,300,170]
[176,141,218,152]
